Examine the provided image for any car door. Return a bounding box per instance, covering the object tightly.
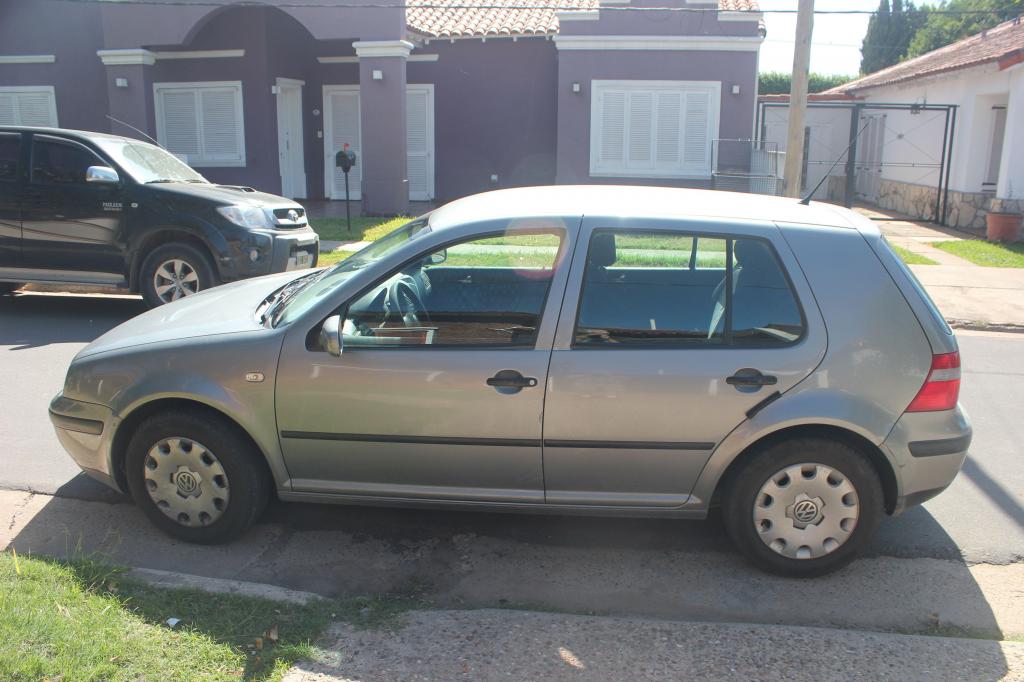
[275,226,572,503]
[542,218,827,507]
[0,131,23,269]
[21,134,127,279]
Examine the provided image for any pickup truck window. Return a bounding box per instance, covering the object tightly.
[31,137,101,186]
[0,133,18,181]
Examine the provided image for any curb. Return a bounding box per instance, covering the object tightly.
[127,567,322,605]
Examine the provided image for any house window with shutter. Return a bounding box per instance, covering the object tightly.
[589,80,720,179]
[0,87,58,127]
[154,82,245,167]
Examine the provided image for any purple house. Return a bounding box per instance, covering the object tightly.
[0,0,764,215]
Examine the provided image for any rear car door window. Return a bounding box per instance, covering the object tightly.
[31,137,101,186]
[574,230,803,347]
[0,134,19,182]
[343,231,564,348]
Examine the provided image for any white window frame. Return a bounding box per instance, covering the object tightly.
[0,86,58,126]
[589,79,720,180]
[153,81,246,167]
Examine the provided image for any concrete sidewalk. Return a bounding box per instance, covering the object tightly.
[871,213,1024,327]
[283,609,1024,682]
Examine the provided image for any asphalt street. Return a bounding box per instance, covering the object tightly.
[1,290,1022,566]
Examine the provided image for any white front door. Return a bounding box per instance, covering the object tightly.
[322,84,434,201]
[276,78,307,199]
[855,113,886,204]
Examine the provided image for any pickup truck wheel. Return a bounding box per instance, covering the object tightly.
[140,243,216,307]
[125,410,271,544]
[722,438,883,577]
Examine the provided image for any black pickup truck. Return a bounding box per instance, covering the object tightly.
[0,126,318,307]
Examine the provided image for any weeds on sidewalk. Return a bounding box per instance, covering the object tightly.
[0,551,429,681]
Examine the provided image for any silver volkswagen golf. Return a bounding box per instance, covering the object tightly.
[50,186,971,576]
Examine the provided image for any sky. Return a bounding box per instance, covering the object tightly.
[757,0,875,76]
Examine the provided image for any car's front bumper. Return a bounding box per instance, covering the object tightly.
[48,393,122,493]
[883,404,972,514]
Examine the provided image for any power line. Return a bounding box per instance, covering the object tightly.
[50,0,1024,15]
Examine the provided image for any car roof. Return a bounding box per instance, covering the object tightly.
[428,185,860,232]
[0,125,144,145]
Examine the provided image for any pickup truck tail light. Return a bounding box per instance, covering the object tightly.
[906,352,960,412]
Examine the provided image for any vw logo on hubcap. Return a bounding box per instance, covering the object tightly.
[173,468,201,497]
[793,500,819,523]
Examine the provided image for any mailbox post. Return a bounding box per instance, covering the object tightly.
[335,143,357,234]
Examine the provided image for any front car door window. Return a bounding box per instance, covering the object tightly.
[342,232,563,348]
[31,137,101,185]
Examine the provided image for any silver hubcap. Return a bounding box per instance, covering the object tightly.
[143,437,229,527]
[153,259,200,302]
[753,462,860,560]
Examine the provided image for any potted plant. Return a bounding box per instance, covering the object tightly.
[986,198,1022,243]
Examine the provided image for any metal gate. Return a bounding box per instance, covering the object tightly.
[755,100,959,225]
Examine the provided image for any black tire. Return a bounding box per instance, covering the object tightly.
[139,242,217,308]
[722,437,884,577]
[0,282,21,295]
[125,409,271,544]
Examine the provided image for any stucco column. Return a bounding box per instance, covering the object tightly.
[354,40,411,215]
[996,66,1024,203]
[97,49,155,138]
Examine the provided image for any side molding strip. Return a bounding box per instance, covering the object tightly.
[281,432,715,451]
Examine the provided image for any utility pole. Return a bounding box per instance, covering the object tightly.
[783,0,815,198]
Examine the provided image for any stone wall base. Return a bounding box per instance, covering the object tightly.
[874,179,1024,233]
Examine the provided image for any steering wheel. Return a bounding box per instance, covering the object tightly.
[387,278,431,327]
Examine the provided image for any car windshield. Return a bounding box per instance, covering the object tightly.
[271,217,432,327]
[94,138,209,184]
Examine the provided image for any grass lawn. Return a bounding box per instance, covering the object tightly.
[890,244,938,265]
[0,551,426,682]
[309,216,410,242]
[932,239,1024,267]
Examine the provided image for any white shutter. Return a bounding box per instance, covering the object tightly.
[627,91,654,167]
[599,90,626,167]
[200,88,242,162]
[0,88,57,126]
[406,87,432,201]
[654,92,681,167]
[328,89,361,199]
[160,90,201,161]
[682,91,711,174]
[155,82,244,166]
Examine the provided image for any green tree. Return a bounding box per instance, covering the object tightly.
[860,0,923,74]
[758,72,855,95]
[907,0,1023,58]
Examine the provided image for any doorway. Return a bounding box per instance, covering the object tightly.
[276,78,307,199]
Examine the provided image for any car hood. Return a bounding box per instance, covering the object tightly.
[76,271,308,359]
[148,182,300,208]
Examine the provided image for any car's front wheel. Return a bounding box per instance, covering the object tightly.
[125,410,270,544]
[139,242,216,307]
[723,437,883,577]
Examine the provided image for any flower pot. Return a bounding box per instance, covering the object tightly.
[985,212,1022,242]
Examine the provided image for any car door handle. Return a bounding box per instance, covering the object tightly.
[726,368,778,389]
[487,370,538,390]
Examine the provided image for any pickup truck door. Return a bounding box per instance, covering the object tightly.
[0,132,23,270]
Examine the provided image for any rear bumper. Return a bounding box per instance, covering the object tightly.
[48,393,122,493]
[883,404,972,514]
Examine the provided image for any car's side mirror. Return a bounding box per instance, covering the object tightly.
[320,314,343,356]
[85,166,119,184]
[429,249,447,265]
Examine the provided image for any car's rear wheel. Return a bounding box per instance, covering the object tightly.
[125,410,270,544]
[140,242,216,307]
[722,437,883,577]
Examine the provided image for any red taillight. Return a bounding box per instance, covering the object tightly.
[906,351,961,412]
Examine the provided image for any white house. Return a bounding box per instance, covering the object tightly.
[760,17,1024,231]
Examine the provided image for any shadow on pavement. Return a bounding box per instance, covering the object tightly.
[0,292,146,349]
[5,491,1008,676]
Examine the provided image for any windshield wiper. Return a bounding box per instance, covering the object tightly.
[261,270,328,327]
[145,178,178,184]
